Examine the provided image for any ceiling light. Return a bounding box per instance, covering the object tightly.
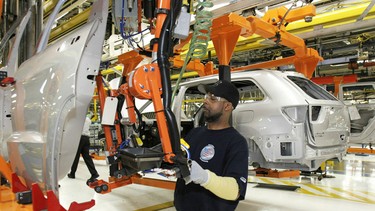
[342,40,351,45]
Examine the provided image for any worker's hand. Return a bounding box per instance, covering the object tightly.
[190,160,209,185]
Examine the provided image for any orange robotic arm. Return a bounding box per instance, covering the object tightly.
[120,63,175,162]
[118,0,189,178]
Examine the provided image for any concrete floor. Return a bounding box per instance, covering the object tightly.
[59,153,375,211]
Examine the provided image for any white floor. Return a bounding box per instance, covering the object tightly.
[59,154,375,211]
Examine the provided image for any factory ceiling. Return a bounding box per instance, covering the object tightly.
[1,0,375,79]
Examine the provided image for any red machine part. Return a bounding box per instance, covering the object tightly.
[0,155,93,210]
[0,77,15,86]
[32,183,95,211]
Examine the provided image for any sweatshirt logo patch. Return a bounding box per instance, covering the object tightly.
[240,177,247,183]
[200,144,215,162]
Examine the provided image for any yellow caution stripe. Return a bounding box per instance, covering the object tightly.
[249,176,375,204]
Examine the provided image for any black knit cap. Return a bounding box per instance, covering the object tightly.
[198,80,239,109]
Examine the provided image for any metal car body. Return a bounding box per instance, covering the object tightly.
[170,70,350,171]
[0,87,12,160]
[338,82,375,145]
[0,7,32,160]
[5,0,108,193]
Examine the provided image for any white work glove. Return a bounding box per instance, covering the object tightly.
[190,160,209,185]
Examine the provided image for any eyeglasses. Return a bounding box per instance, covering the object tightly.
[204,93,227,102]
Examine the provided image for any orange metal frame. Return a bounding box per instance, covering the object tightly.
[347,147,375,155]
[0,186,33,211]
[172,55,215,77]
[116,51,177,162]
[211,5,321,79]
[311,74,358,96]
[96,1,321,190]
[1,155,94,210]
[90,0,177,193]
[119,62,175,163]
[117,0,176,163]
[174,5,321,79]
[88,174,176,194]
[0,156,12,183]
[254,168,300,178]
[152,0,170,53]
[117,50,144,76]
[95,72,123,155]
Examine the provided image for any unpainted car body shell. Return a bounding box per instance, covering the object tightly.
[0,87,12,160]
[339,82,375,145]
[5,0,108,193]
[174,70,350,171]
[0,8,32,160]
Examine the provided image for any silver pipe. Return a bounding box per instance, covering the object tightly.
[1,0,8,63]
[298,19,375,40]
[11,0,19,18]
[36,0,43,40]
[26,0,36,59]
[36,0,66,53]
[357,0,375,21]
[3,0,8,38]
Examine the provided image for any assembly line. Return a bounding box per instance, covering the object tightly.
[1,0,375,210]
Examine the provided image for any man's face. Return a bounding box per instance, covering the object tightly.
[203,93,228,122]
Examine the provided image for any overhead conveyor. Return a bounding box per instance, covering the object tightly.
[175,4,322,79]
[201,2,375,57]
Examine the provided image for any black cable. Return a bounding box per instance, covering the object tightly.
[116,94,126,140]
[278,0,298,29]
[157,0,182,155]
[132,99,143,133]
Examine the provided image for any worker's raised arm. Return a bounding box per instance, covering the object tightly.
[188,160,240,201]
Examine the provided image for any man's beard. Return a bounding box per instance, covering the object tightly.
[204,111,223,123]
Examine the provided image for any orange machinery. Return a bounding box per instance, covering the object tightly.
[0,151,95,210]
[103,0,182,163]
[94,2,324,189]
[171,4,321,179]
[311,74,358,96]
[119,0,188,166]
[173,4,322,80]
[91,0,189,193]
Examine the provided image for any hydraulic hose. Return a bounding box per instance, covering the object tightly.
[172,0,213,101]
[157,0,183,155]
[116,94,126,139]
[133,103,144,133]
[187,0,214,59]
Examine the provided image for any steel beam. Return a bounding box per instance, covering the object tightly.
[357,0,375,21]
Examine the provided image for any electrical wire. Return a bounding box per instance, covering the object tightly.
[181,144,191,159]
[120,0,149,49]
[277,0,298,29]
[101,77,112,96]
